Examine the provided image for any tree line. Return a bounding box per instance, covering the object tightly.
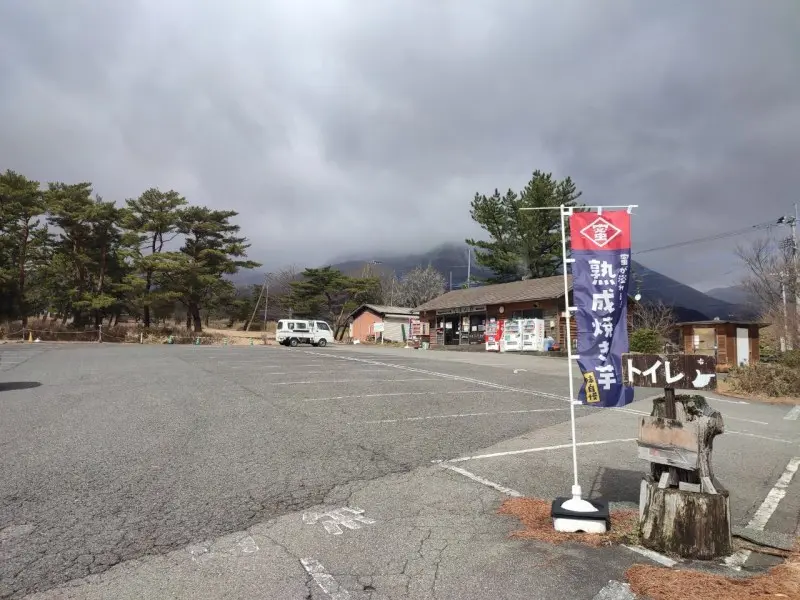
[0,170,259,332]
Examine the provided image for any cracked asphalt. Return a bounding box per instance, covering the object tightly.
[1,343,798,599]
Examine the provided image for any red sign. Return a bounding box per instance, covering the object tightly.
[569,211,632,252]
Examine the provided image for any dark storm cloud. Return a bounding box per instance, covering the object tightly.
[0,0,798,288]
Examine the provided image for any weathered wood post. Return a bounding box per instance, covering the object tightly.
[624,353,732,560]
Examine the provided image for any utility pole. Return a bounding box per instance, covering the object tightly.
[780,272,791,351]
[778,207,798,344]
[449,271,453,291]
[246,274,268,332]
[263,277,270,332]
[466,248,471,288]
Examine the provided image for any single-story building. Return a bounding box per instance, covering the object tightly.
[677,319,769,369]
[348,304,420,342]
[416,275,637,350]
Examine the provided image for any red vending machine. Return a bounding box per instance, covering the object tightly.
[484,318,504,351]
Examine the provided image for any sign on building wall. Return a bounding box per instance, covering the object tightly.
[569,210,635,407]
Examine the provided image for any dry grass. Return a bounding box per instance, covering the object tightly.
[717,380,800,406]
[626,545,800,600]
[498,498,640,547]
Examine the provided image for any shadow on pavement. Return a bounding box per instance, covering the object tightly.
[590,466,643,504]
[0,381,42,392]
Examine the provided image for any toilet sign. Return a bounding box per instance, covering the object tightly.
[623,354,717,390]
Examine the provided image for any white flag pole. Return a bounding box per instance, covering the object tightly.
[520,203,638,529]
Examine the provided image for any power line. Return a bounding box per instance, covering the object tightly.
[636,221,775,256]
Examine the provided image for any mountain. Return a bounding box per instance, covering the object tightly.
[327,245,754,321]
[232,243,755,321]
[327,242,494,289]
[631,262,754,321]
[705,284,755,307]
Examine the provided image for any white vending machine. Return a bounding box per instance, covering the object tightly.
[521,319,546,351]
[500,319,522,352]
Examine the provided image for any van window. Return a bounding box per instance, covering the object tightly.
[316,322,331,331]
[287,322,295,330]
[277,320,285,329]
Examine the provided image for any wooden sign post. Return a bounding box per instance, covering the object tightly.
[623,353,732,559]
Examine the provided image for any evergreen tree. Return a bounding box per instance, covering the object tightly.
[0,170,49,323]
[287,266,378,338]
[466,171,582,282]
[166,206,260,332]
[122,188,187,327]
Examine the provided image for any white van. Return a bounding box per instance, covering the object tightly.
[276,319,335,347]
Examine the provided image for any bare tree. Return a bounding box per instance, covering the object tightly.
[394,266,446,308]
[267,265,301,318]
[736,237,798,349]
[631,300,677,339]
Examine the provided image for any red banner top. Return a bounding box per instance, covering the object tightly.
[569,210,631,251]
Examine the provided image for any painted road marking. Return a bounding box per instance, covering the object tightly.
[271,377,437,385]
[305,390,515,402]
[784,405,800,421]
[725,430,796,444]
[304,350,581,402]
[725,456,800,570]
[229,368,393,374]
[615,407,770,427]
[592,580,637,600]
[445,438,637,463]
[350,407,569,425]
[440,464,523,497]
[623,545,677,567]
[302,507,376,535]
[300,558,352,599]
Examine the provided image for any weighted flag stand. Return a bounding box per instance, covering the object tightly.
[520,203,637,534]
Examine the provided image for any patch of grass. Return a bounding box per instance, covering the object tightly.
[726,362,800,399]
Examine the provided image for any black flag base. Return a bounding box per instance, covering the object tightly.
[551,497,610,534]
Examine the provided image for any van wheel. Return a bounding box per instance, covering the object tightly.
[289,338,299,347]
[317,339,327,348]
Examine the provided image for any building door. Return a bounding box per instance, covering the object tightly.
[736,328,750,366]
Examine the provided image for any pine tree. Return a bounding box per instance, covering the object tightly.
[165,206,260,332]
[122,188,187,327]
[466,171,582,282]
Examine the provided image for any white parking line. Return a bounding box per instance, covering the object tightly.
[725,456,800,570]
[271,377,437,385]
[300,558,351,599]
[350,407,569,425]
[439,464,523,497]
[725,430,796,443]
[623,545,677,567]
[304,389,516,402]
[304,350,578,402]
[614,407,769,426]
[784,405,800,421]
[445,438,637,463]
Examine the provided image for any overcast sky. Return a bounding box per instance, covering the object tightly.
[1,0,798,290]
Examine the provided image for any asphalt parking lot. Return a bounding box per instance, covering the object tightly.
[1,342,798,599]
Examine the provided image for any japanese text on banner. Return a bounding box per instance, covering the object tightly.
[568,210,634,408]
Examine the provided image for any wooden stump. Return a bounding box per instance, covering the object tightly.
[640,478,732,560]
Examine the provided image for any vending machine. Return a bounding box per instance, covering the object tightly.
[521,319,546,351]
[520,319,536,351]
[500,319,522,352]
[484,318,504,352]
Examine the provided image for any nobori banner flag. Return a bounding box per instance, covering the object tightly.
[569,210,635,408]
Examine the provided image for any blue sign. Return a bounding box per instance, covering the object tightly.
[569,210,634,408]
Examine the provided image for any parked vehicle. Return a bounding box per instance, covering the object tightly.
[276,319,335,347]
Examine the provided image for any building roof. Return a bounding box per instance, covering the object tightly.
[349,304,418,320]
[676,319,770,328]
[417,275,572,312]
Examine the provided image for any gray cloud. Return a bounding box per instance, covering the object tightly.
[1,0,798,289]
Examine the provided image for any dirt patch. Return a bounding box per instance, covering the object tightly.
[498,498,639,546]
[626,547,800,600]
[716,380,800,406]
